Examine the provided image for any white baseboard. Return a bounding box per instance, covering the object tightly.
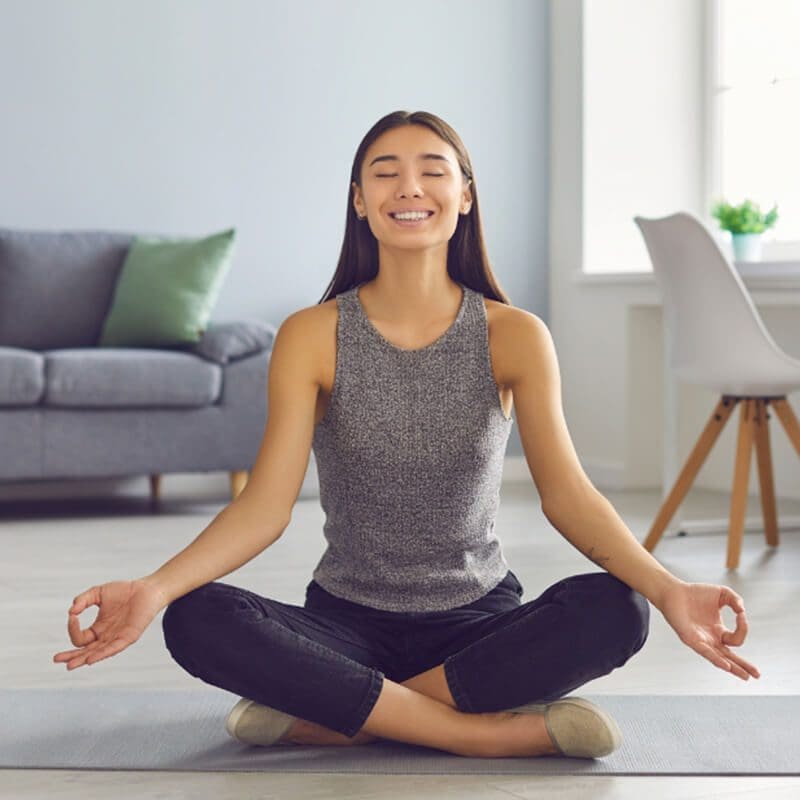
[0,456,792,509]
[671,516,800,536]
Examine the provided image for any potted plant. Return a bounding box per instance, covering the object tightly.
[711,198,779,262]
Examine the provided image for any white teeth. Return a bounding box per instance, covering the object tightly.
[393,212,431,220]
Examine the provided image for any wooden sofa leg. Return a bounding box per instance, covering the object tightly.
[149,474,161,503]
[230,470,249,500]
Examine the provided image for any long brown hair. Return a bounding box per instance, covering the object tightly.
[317,110,511,305]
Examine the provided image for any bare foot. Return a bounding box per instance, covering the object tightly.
[277,717,379,747]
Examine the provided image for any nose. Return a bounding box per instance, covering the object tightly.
[395,175,424,199]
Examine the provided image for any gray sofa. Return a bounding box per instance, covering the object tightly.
[0,227,276,502]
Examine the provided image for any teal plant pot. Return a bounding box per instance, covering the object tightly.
[731,232,762,261]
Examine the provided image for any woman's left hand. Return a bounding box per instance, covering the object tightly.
[657,581,761,681]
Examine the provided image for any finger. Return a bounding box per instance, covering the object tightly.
[702,642,757,681]
[719,586,749,645]
[720,585,746,614]
[722,609,749,647]
[695,641,749,679]
[67,613,98,647]
[69,586,101,616]
[719,644,761,679]
[54,641,102,662]
[64,647,105,670]
[724,657,750,681]
[54,638,106,664]
[85,637,130,665]
[66,637,128,670]
[54,647,86,662]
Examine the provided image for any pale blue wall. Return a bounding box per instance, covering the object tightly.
[0,0,550,456]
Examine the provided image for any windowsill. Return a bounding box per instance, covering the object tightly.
[574,259,800,289]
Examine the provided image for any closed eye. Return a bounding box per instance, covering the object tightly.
[376,173,445,178]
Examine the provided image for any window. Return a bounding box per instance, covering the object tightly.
[715,0,800,244]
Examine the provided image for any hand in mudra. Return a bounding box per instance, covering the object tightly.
[53,579,166,671]
[658,581,761,681]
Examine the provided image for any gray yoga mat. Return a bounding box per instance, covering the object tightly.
[0,689,797,775]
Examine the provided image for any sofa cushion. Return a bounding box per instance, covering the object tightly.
[0,347,45,406]
[43,349,223,408]
[0,228,135,350]
[98,228,236,348]
[177,320,277,364]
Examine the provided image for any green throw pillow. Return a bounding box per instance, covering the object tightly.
[99,228,236,347]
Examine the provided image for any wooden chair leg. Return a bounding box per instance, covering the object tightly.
[771,397,800,457]
[727,399,756,569]
[230,470,249,500]
[149,474,161,503]
[754,399,779,548]
[644,396,739,552]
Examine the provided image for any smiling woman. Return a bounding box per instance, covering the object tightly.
[353,141,471,262]
[56,110,759,763]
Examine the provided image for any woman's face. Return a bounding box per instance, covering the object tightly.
[353,125,472,251]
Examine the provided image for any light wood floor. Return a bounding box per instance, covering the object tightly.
[2,480,799,799]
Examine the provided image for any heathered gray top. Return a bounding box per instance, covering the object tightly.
[310,281,515,612]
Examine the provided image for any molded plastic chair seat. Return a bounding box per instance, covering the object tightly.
[634,211,800,568]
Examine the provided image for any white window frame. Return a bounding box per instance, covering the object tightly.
[706,0,800,260]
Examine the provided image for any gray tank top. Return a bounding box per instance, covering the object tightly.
[310,281,514,612]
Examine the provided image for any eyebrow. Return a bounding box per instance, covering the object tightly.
[368,153,451,167]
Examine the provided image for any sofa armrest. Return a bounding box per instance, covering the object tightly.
[181,320,277,365]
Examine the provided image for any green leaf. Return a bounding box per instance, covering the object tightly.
[709,198,779,233]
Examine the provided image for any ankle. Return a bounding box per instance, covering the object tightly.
[279,717,378,746]
[468,711,559,759]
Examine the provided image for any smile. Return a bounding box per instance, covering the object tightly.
[389,211,434,227]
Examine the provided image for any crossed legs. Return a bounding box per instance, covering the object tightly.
[282,663,560,758]
[163,573,649,758]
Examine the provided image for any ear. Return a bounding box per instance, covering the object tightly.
[461,179,473,214]
[352,182,365,217]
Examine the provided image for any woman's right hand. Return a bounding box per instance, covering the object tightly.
[52,578,168,671]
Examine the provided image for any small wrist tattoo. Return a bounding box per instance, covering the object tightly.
[585,546,611,569]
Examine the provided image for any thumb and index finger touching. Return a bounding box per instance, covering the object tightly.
[718,585,749,646]
[671,584,760,681]
[66,586,103,647]
[69,585,101,616]
[715,585,762,679]
[67,611,98,647]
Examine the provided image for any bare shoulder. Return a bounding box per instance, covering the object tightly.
[288,296,337,329]
[281,298,337,391]
[483,298,551,389]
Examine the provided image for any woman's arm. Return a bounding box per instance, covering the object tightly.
[143,499,290,606]
[499,308,683,608]
[54,310,326,670]
[501,309,760,680]
[144,309,322,605]
[541,487,683,610]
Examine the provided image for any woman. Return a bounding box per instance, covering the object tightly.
[53,110,760,760]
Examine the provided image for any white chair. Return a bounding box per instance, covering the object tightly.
[634,211,800,569]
